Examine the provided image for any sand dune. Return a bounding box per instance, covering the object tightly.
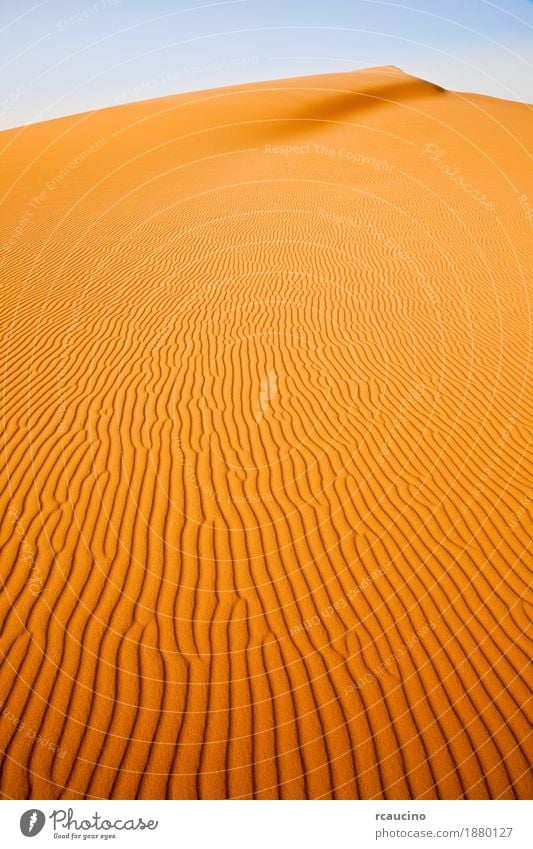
[0,66,531,799]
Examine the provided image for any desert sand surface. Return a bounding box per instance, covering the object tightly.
[0,66,531,800]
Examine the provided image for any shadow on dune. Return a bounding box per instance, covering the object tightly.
[272,75,445,141]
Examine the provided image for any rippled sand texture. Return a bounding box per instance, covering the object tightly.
[0,66,532,799]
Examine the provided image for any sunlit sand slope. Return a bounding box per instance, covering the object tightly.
[0,66,531,799]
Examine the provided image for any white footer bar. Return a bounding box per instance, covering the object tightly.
[3,799,531,848]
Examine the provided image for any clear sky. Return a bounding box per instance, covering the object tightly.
[1,0,532,130]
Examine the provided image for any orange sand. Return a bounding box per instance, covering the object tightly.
[0,66,531,799]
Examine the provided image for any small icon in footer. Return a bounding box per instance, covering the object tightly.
[20,810,45,837]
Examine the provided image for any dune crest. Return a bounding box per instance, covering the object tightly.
[0,67,531,800]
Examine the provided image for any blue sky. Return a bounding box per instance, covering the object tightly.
[1,0,532,130]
